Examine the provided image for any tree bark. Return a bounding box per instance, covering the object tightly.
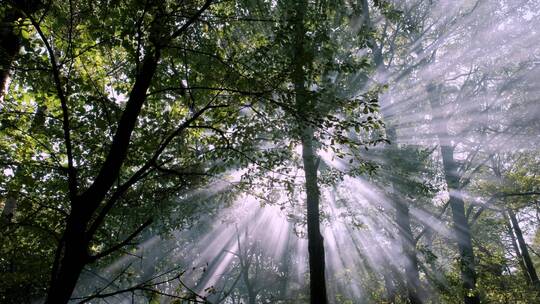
[1,1,213,302]
[242,263,256,304]
[395,199,423,304]
[508,209,540,288]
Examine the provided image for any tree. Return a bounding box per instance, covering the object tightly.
[289,0,328,301]
[1,1,228,302]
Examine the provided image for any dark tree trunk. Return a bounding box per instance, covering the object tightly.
[427,84,479,304]
[301,128,328,304]
[240,253,256,304]
[290,0,328,303]
[247,290,256,304]
[45,207,89,304]
[505,212,530,284]
[3,0,212,302]
[440,145,480,304]
[508,209,540,288]
[395,199,423,304]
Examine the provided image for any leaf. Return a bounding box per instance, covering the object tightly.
[21,28,31,40]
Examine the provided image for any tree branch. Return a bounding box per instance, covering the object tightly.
[26,12,78,199]
[86,99,227,239]
[169,0,214,41]
[88,218,152,262]
[414,201,450,244]
[78,50,160,215]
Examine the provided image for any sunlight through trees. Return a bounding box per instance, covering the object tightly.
[1,0,539,303]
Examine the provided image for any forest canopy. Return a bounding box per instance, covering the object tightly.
[1,0,539,303]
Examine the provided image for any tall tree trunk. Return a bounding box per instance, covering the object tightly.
[13,0,211,302]
[45,205,89,304]
[508,209,540,288]
[301,128,328,304]
[428,84,480,304]
[359,0,383,67]
[395,199,423,304]
[505,211,530,284]
[247,289,256,304]
[290,0,327,303]
[440,145,480,304]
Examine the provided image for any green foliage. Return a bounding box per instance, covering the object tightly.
[1,0,539,303]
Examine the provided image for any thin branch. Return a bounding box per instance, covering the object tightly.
[169,0,214,41]
[468,191,540,226]
[75,266,208,304]
[414,201,450,244]
[86,99,227,239]
[26,12,78,199]
[88,218,152,262]
[78,0,215,218]
[147,86,269,97]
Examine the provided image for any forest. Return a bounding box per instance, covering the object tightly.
[0,0,539,303]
